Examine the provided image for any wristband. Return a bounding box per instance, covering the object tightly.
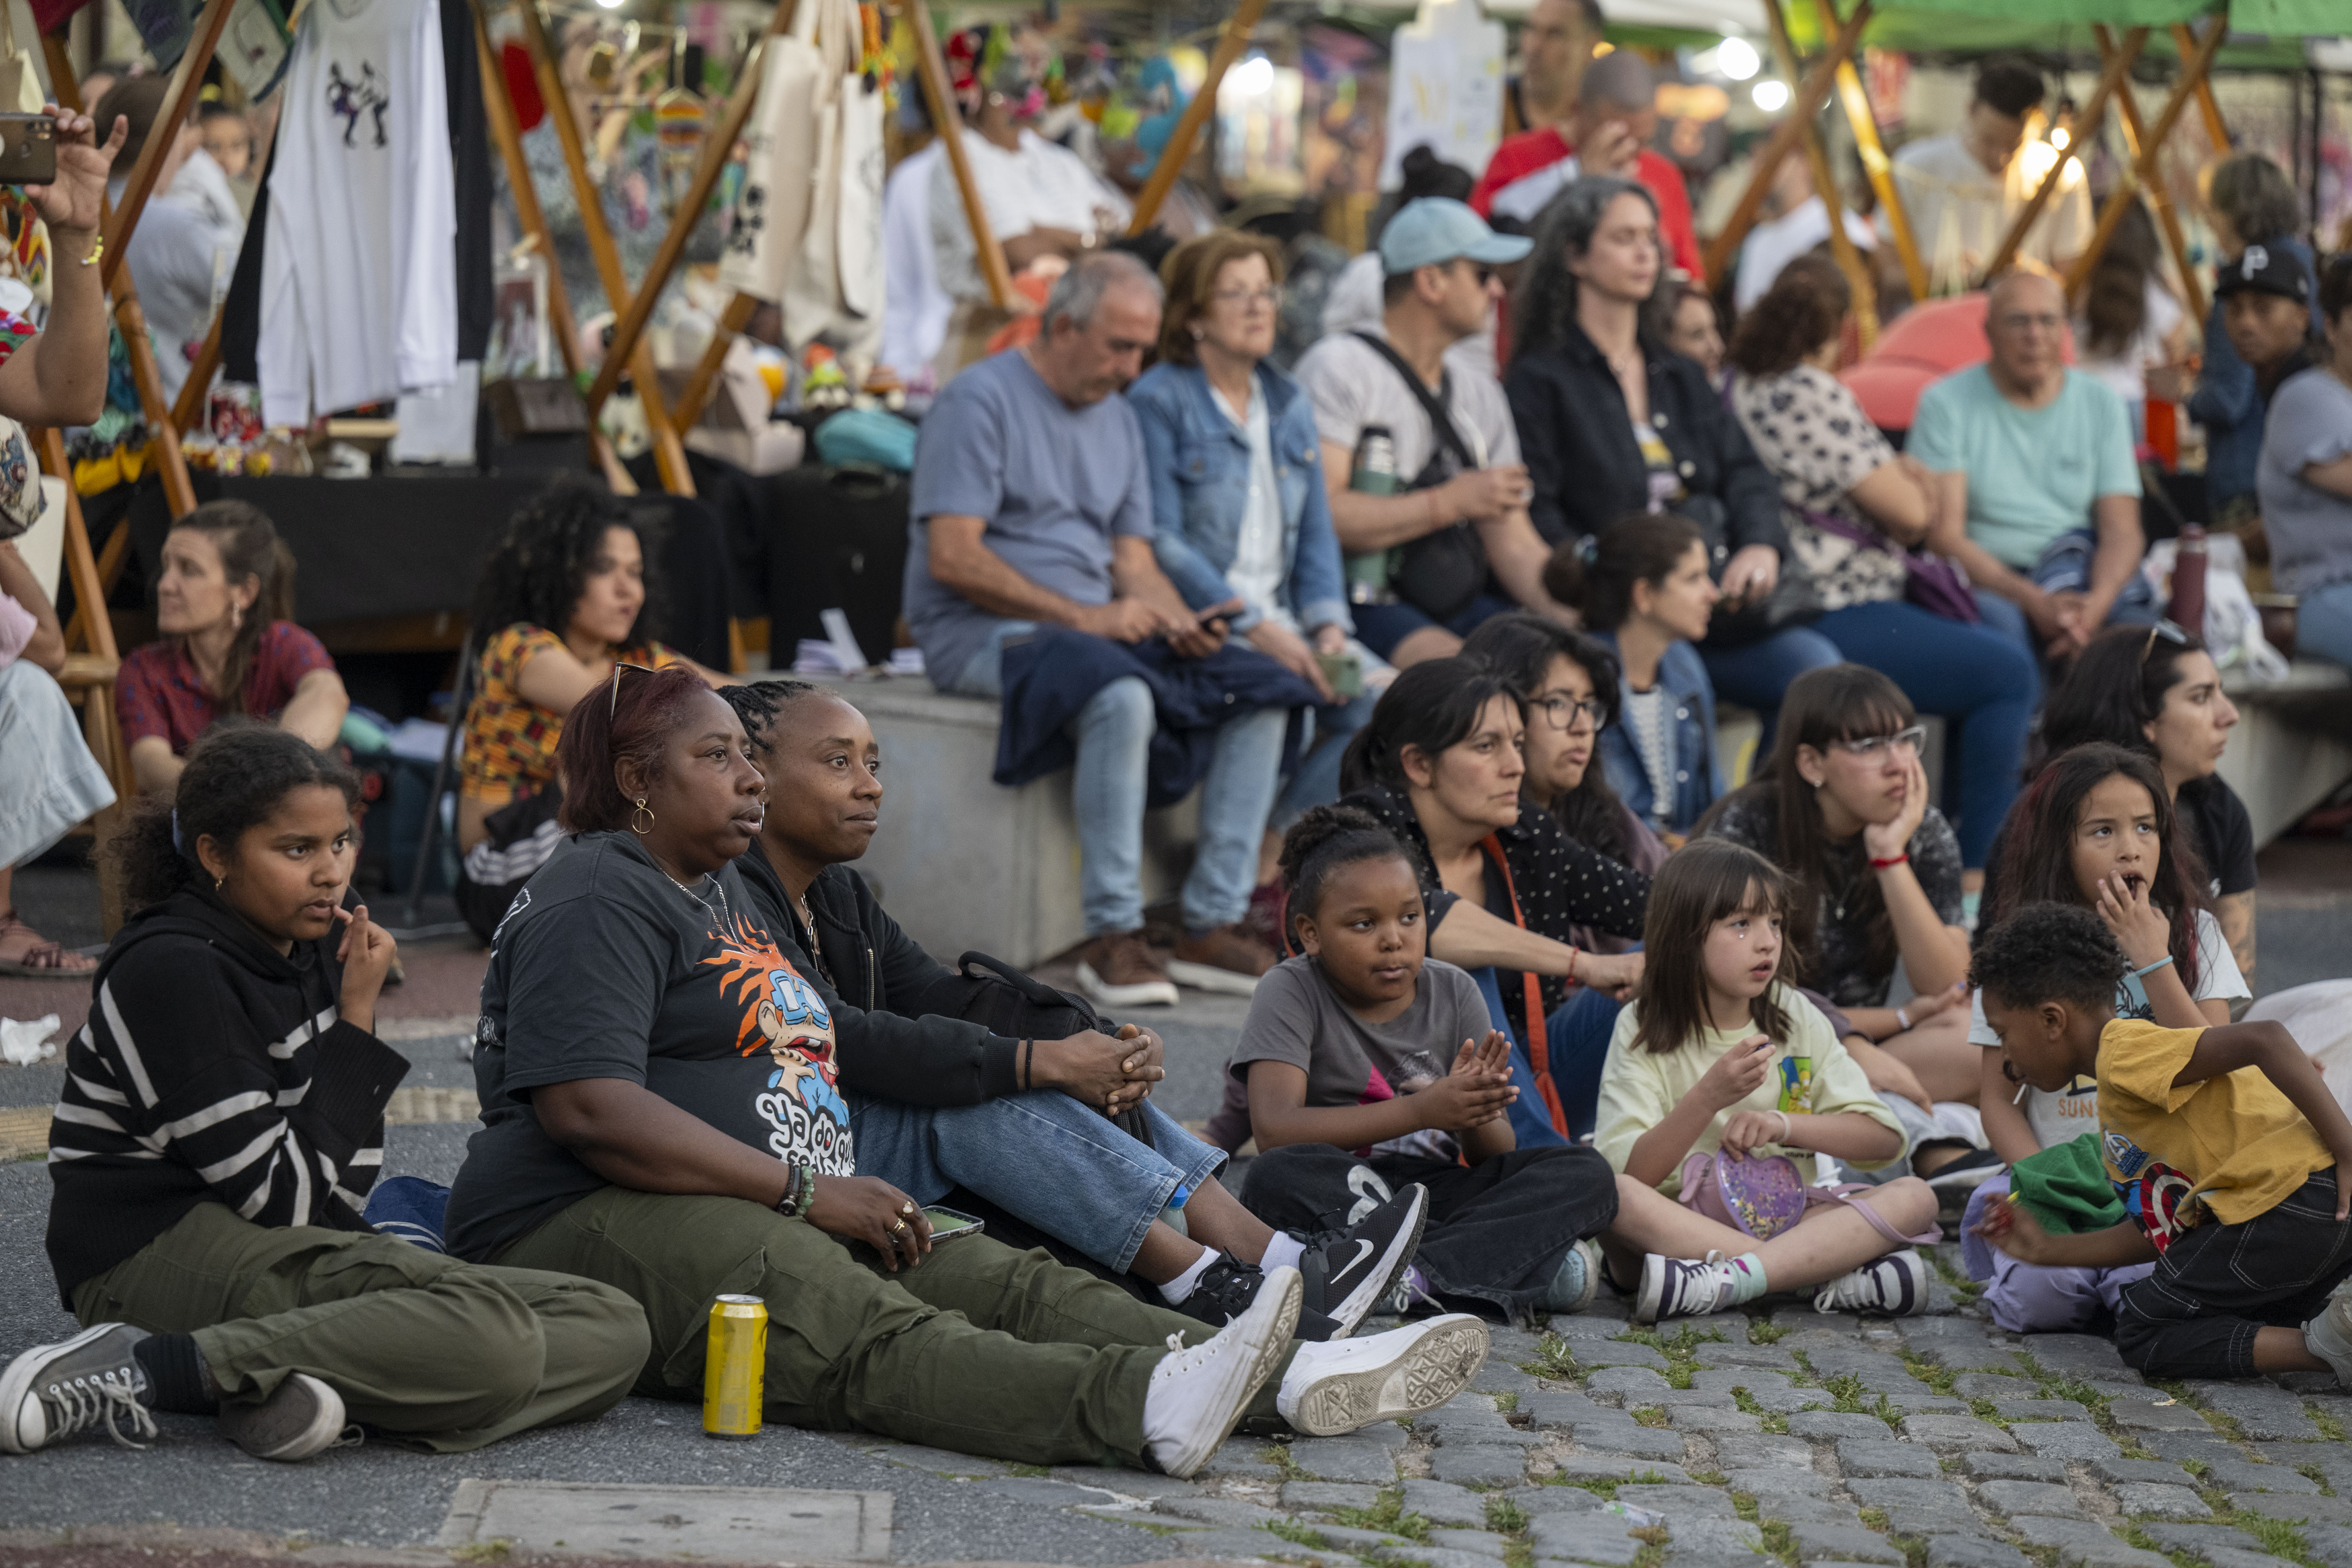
[1895,1005,1912,1033]
[1566,946,1579,984]
[2132,955,2177,977]
[1868,853,1909,871]
[2119,954,2175,1012]
[1771,1110,1792,1145]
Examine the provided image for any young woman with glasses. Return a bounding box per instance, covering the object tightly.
[1697,665,1992,1196]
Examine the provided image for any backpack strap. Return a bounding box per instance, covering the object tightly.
[1350,330,1479,473]
[1478,832,1568,1138]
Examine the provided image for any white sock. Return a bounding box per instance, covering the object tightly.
[1261,1233,1306,1274]
[1158,1248,1222,1304]
[1726,1252,1769,1305]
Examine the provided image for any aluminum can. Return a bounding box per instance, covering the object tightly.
[703,1293,767,1437]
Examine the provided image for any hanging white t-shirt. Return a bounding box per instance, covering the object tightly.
[1220,384,1290,629]
[881,141,953,380]
[256,0,456,425]
[1970,907,2248,1150]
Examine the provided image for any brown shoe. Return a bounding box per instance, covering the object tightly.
[1075,930,1179,1009]
[1168,924,1278,997]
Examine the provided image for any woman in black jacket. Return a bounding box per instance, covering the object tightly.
[1504,175,1839,730]
[719,680,1427,1342]
[14,727,648,1462]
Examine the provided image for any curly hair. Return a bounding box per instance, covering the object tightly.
[1969,901,2130,1016]
[104,725,360,914]
[1509,175,1660,363]
[1278,803,1413,931]
[1726,253,1850,379]
[468,479,667,654]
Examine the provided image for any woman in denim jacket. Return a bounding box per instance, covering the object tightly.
[1129,231,1383,822]
[1540,512,1724,836]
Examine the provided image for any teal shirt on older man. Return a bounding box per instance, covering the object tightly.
[1907,363,2143,571]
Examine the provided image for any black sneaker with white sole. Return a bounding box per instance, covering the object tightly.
[1174,1256,1344,1341]
[217,1373,356,1462]
[1921,1146,2005,1211]
[0,1323,160,1454]
[1298,1184,1429,1340]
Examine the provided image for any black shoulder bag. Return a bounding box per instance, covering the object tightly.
[1350,331,1492,623]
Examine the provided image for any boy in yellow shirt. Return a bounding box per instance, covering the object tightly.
[1970,902,2352,1381]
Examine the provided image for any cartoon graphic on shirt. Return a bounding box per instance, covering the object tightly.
[2103,1127,2197,1251]
[702,912,854,1173]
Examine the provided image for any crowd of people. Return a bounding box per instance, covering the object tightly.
[4,17,2352,1483]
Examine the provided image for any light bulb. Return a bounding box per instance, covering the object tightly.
[1231,55,1274,96]
[2050,126,2071,150]
[1717,37,1759,81]
[1751,79,1789,112]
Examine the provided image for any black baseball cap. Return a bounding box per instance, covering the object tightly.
[2215,242,2313,305]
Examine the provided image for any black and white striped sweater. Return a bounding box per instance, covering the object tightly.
[45,887,411,1307]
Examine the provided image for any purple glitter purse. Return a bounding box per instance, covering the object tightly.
[1677,1150,1941,1246]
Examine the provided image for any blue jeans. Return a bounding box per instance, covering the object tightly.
[1975,528,2160,669]
[847,1091,1225,1273]
[1279,687,1377,826]
[1469,966,1570,1150]
[952,621,1288,935]
[1812,599,2037,869]
[2297,579,2352,670]
[1353,592,1516,662]
[1698,624,1840,752]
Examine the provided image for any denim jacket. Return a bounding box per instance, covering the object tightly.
[1590,632,1723,835]
[1125,359,1351,637]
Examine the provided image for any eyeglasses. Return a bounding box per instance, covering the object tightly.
[2142,618,2191,662]
[1830,725,1926,760]
[1212,286,1281,309]
[608,660,656,716]
[1533,693,1608,732]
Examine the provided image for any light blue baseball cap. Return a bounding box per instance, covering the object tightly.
[1379,197,1534,276]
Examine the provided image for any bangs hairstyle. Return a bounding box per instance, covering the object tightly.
[1970,901,2132,1017]
[469,479,667,653]
[103,724,360,914]
[2040,621,2210,763]
[555,663,713,833]
[1278,803,1415,934]
[1457,612,1639,863]
[1697,664,1914,984]
[1339,658,1523,795]
[1156,229,1286,366]
[1986,741,2205,992]
[1632,838,1795,1055]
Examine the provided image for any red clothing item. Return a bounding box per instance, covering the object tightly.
[1471,127,1704,283]
[116,621,337,753]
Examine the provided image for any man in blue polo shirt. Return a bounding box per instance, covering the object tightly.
[1910,270,2154,662]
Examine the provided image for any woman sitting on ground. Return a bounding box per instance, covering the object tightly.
[116,501,348,800]
[1128,229,1384,823]
[719,678,1428,1340]
[1541,512,1724,838]
[454,481,731,942]
[1233,804,1623,1324]
[10,726,650,1462]
[1697,665,1988,1192]
[1725,255,2038,873]
[0,534,116,976]
[2017,621,2255,981]
[440,664,1486,1471]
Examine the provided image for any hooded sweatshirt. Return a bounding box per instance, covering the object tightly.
[45,885,411,1307]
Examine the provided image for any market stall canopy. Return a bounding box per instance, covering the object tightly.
[1786,2,2316,65]
[1483,0,1769,32]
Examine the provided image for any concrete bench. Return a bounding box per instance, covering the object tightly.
[2218,659,2352,847]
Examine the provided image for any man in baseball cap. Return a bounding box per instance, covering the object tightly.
[1293,199,1574,668]
[2218,241,2319,406]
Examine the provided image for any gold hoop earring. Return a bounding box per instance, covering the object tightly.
[631,798,655,835]
[214,875,226,891]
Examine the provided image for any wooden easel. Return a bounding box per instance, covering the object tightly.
[1762,0,1878,350]
[1818,0,1925,303]
[2064,18,2228,321]
[1701,0,1873,285]
[1125,0,1268,236]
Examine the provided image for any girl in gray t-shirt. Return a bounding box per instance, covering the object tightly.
[1228,806,1622,1323]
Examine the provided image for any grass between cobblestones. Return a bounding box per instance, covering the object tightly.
[1324,1486,1434,1542]
[1546,1468,1673,1500]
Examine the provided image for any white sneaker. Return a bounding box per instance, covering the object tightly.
[1634,1252,1741,1325]
[1142,1264,1299,1477]
[1813,1249,1931,1315]
[1075,932,1179,1010]
[2303,1286,2352,1388]
[0,1323,158,1454]
[1276,1314,1488,1437]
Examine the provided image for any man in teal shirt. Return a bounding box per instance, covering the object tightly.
[1910,271,2153,664]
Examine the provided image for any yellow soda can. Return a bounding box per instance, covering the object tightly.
[703,1294,767,1438]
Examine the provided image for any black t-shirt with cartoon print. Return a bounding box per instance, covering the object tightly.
[446,831,854,1263]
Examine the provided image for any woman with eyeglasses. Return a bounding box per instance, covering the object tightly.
[1989,621,2252,981]
[1129,229,1383,822]
[1697,665,1995,1199]
[1725,256,2037,873]
[454,482,732,943]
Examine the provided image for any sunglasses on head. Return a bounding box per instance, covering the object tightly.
[608,660,656,716]
[2141,618,2190,662]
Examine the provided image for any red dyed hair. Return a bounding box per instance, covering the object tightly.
[555,662,710,833]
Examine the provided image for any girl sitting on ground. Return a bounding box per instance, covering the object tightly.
[1594,839,1941,1321]
[1962,742,2248,1333]
[10,726,650,1461]
[1231,804,1625,1323]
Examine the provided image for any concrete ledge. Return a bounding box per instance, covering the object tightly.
[2219,660,2352,847]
